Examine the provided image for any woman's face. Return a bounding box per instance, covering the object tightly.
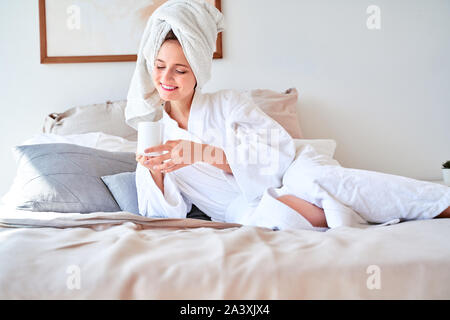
[152,40,197,102]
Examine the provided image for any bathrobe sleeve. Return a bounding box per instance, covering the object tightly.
[135,164,191,218]
[223,93,296,205]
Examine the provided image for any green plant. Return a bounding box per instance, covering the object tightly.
[442,161,450,169]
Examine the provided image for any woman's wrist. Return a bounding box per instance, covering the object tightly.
[149,168,164,179]
[200,143,232,174]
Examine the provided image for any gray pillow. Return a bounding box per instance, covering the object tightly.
[101,172,139,215]
[3,143,136,213]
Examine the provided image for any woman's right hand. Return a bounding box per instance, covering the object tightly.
[136,154,165,194]
[136,154,164,175]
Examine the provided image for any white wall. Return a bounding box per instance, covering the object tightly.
[1,0,449,197]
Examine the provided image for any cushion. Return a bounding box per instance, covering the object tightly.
[1,143,137,213]
[43,100,137,141]
[244,88,304,139]
[101,172,139,215]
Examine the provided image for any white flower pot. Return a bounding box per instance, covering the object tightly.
[443,169,450,186]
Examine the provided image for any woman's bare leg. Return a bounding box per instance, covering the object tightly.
[276,195,328,228]
[436,206,450,218]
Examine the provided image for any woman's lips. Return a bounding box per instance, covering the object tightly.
[161,83,178,91]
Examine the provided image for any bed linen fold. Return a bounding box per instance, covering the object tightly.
[0,207,241,230]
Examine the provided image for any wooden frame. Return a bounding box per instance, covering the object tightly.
[39,0,223,64]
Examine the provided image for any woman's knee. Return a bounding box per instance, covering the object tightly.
[276,195,328,228]
[436,206,450,219]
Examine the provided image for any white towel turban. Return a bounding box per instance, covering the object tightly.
[125,0,225,130]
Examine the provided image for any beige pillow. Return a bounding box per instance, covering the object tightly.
[43,88,303,141]
[245,87,304,139]
[43,100,137,141]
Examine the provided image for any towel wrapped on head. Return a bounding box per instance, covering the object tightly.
[125,0,225,130]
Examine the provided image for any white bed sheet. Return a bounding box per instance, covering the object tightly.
[1,206,449,299]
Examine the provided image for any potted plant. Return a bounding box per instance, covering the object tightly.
[443,161,450,186]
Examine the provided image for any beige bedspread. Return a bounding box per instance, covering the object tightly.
[1,208,449,299]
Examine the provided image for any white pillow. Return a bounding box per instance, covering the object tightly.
[293,139,337,158]
[22,132,137,153]
[95,133,137,153]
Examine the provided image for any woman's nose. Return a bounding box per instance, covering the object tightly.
[161,69,174,82]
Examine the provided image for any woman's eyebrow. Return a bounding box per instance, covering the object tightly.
[156,59,189,68]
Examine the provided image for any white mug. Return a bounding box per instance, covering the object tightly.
[137,121,164,156]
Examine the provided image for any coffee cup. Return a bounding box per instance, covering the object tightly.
[137,121,164,156]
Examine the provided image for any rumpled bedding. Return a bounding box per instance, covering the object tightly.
[1,207,449,299]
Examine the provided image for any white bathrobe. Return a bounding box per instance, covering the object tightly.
[136,89,450,231]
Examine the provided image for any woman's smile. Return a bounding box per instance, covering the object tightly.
[161,83,178,91]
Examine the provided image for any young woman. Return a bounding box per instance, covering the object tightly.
[129,0,450,231]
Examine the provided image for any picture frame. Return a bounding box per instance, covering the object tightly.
[38,0,223,64]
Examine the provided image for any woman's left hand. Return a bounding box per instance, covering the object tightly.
[143,139,204,173]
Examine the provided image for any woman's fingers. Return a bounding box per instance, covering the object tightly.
[150,159,186,173]
[144,143,172,154]
[144,140,182,154]
[139,140,195,173]
[153,160,175,171]
[139,157,162,172]
[157,159,190,173]
[144,152,171,166]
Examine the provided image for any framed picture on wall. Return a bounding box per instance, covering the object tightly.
[39,0,223,64]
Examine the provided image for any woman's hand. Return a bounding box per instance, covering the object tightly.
[136,153,165,194]
[141,139,204,173]
[138,139,233,174]
[136,153,164,175]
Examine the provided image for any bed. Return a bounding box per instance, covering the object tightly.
[1,93,449,300]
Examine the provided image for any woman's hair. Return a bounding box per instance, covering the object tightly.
[164,29,178,42]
